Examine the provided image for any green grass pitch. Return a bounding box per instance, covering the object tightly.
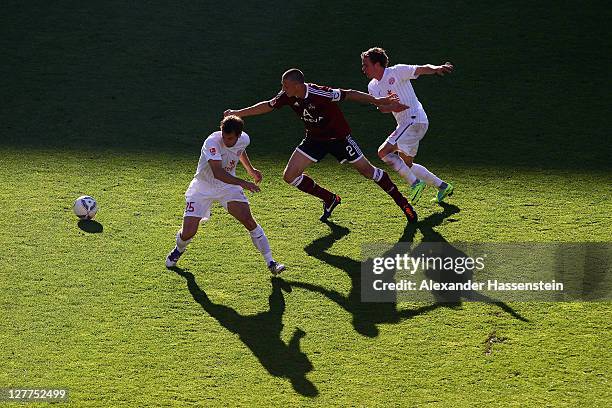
[1,1,610,406]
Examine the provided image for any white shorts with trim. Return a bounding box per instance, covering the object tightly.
[386,122,429,157]
[183,180,249,221]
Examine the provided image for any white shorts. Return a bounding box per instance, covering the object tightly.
[386,122,429,157]
[184,180,249,221]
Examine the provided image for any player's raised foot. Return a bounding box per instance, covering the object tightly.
[320,194,341,222]
[268,261,286,275]
[165,247,184,268]
[409,180,426,204]
[402,203,418,224]
[431,183,454,203]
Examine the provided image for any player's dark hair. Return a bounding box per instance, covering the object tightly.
[282,68,305,83]
[220,115,244,136]
[361,47,389,67]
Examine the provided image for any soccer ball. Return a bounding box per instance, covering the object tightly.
[73,195,98,220]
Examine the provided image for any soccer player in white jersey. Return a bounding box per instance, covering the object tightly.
[165,115,285,275]
[361,47,454,204]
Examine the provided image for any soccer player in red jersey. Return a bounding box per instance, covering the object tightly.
[224,68,417,223]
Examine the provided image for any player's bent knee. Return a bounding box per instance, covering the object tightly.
[399,153,414,167]
[378,144,395,160]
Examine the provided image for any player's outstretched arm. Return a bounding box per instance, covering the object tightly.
[239,151,262,184]
[344,89,408,113]
[342,89,389,106]
[378,103,409,114]
[224,101,273,118]
[209,159,260,192]
[414,62,454,76]
[342,89,406,109]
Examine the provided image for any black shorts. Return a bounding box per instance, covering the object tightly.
[295,135,364,163]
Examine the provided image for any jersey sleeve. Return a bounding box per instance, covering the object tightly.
[308,84,345,102]
[330,88,345,102]
[394,64,420,80]
[239,132,250,149]
[268,90,289,109]
[367,81,375,96]
[203,137,222,161]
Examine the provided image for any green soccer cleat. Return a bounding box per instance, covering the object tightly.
[409,180,426,204]
[431,183,454,203]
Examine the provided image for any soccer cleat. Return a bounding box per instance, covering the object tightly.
[409,180,426,204]
[402,203,418,224]
[320,194,341,222]
[165,247,184,268]
[268,261,286,275]
[431,183,454,203]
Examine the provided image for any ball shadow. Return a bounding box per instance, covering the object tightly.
[77,219,103,233]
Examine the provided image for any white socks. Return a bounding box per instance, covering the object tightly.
[372,167,384,182]
[382,153,417,185]
[175,225,273,264]
[176,231,192,252]
[249,224,274,264]
[411,163,443,187]
[382,153,444,188]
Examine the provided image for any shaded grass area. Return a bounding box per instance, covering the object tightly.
[1,1,610,169]
[0,150,610,406]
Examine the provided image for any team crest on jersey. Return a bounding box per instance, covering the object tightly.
[389,77,396,85]
[308,103,315,110]
[209,147,216,154]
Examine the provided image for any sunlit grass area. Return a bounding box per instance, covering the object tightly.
[1,148,610,406]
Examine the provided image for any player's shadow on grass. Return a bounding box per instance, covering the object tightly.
[285,219,434,337]
[286,203,526,337]
[412,204,528,321]
[77,219,103,233]
[172,268,318,397]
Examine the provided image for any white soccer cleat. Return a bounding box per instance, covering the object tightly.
[268,261,286,275]
[165,247,184,268]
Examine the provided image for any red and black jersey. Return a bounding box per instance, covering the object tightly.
[268,83,351,141]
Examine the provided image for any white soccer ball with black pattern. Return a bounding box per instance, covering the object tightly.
[73,195,98,220]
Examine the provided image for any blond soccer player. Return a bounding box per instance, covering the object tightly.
[361,47,454,204]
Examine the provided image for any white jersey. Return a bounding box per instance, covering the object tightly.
[367,64,428,125]
[192,131,250,191]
